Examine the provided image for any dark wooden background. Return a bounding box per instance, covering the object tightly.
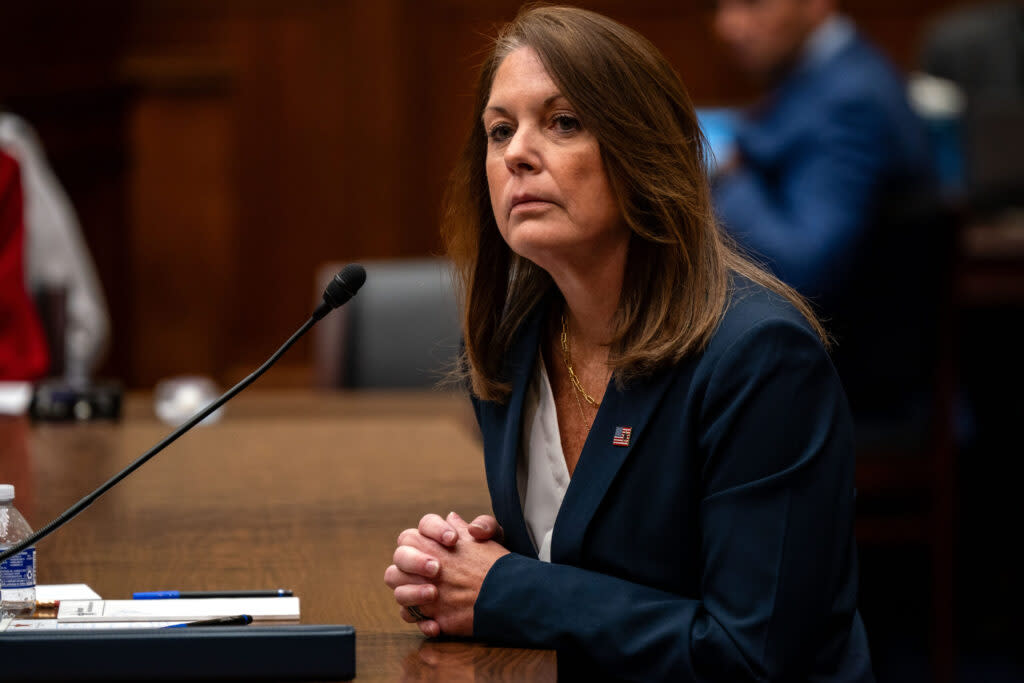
[0,0,979,388]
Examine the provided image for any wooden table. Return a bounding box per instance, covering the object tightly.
[0,390,556,681]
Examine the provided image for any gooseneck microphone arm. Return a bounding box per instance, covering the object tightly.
[0,264,367,564]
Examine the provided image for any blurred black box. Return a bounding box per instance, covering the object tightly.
[29,380,122,422]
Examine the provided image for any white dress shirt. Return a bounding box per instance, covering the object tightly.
[516,353,571,562]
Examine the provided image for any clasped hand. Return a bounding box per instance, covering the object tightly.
[384,511,509,637]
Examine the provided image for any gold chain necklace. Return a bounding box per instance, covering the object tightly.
[560,313,600,432]
[561,314,600,406]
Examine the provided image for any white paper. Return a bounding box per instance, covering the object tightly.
[57,596,300,622]
[2,619,185,631]
[0,382,32,415]
[35,583,102,602]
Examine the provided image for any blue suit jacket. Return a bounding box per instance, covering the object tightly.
[712,32,932,304]
[471,283,874,681]
[713,32,937,420]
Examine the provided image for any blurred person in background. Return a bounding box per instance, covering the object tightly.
[710,0,937,425]
[0,148,48,381]
[0,111,110,382]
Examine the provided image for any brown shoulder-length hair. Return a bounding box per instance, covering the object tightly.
[443,4,826,403]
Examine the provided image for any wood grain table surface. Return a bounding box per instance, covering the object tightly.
[0,389,556,681]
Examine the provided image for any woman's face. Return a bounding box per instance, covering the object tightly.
[483,47,626,274]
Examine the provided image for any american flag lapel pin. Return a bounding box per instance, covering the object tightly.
[612,426,632,447]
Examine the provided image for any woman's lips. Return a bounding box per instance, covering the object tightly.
[510,196,555,214]
[511,200,550,211]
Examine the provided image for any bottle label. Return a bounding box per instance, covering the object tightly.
[0,547,36,589]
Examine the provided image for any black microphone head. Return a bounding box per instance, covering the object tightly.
[322,264,367,310]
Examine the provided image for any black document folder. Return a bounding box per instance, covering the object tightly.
[0,624,355,681]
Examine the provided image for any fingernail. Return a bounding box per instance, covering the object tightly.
[450,511,463,521]
[442,530,456,544]
[426,559,439,576]
[471,522,487,532]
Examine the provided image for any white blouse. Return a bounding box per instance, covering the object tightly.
[516,353,571,562]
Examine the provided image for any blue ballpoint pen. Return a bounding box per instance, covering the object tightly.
[164,614,254,628]
[134,589,293,599]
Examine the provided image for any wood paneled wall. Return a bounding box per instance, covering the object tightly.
[1,0,982,387]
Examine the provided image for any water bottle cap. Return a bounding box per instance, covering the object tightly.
[0,484,13,501]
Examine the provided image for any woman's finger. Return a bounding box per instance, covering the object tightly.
[468,514,504,542]
[418,619,441,638]
[400,607,441,638]
[447,510,466,525]
[393,545,441,578]
[397,528,448,556]
[394,583,437,607]
[399,606,424,624]
[419,513,459,547]
[384,564,432,589]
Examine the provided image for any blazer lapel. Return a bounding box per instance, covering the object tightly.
[550,367,679,565]
[484,304,545,559]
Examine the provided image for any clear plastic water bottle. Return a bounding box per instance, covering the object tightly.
[0,484,36,617]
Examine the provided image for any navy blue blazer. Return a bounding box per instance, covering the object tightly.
[471,283,874,681]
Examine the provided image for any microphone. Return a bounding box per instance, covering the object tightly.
[0,264,367,563]
[314,263,367,321]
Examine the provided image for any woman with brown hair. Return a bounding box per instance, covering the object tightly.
[384,5,872,680]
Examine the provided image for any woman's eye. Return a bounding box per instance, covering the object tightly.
[487,123,513,142]
[552,114,581,133]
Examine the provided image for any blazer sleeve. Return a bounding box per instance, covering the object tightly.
[473,318,861,682]
[712,95,888,298]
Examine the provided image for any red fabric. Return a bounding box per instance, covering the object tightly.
[0,149,48,380]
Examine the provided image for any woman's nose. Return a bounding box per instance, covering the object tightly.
[504,126,541,173]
